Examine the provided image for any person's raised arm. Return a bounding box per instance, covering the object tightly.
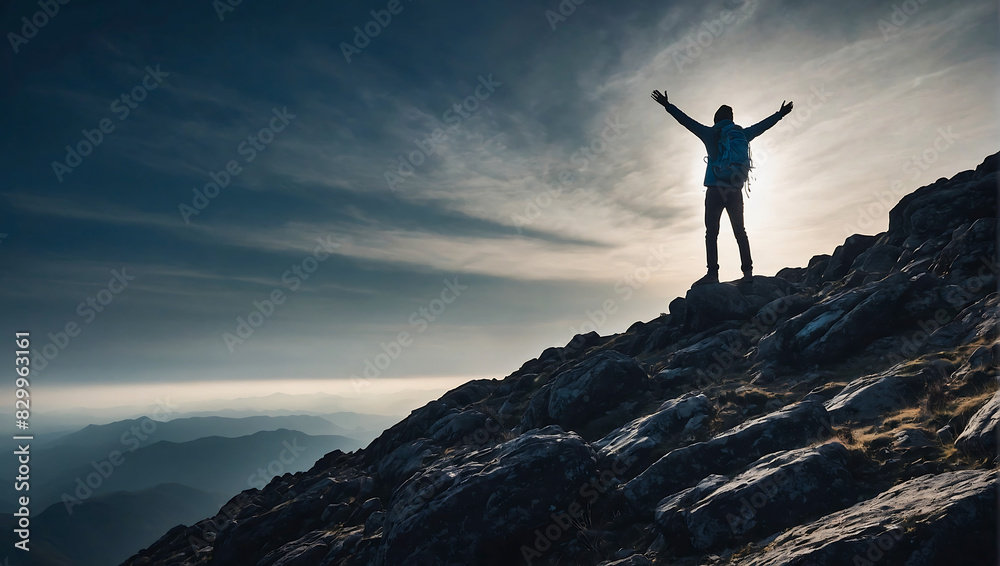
[744,100,793,141]
[651,89,712,139]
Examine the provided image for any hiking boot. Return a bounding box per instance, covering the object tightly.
[693,271,719,287]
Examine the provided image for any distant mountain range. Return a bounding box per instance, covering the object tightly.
[0,483,230,566]
[21,428,361,513]
[0,412,398,566]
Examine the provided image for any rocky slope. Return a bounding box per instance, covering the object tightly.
[122,151,999,566]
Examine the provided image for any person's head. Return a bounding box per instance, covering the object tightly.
[713,105,733,124]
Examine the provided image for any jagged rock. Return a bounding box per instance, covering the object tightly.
[892,427,935,449]
[619,315,675,356]
[379,426,598,565]
[936,425,955,445]
[593,393,710,477]
[364,510,385,536]
[683,277,796,332]
[825,360,952,423]
[516,331,606,375]
[352,496,382,526]
[926,294,1000,350]
[666,442,858,551]
[519,350,647,432]
[257,530,343,566]
[653,474,730,549]
[212,474,370,565]
[775,266,805,284]
[669,296,687,319]
[969,344,998,370]
[636,325,676,355]
[756,271,913,365]
[322,502,352,524]
[363,401,457,466]
[735,469,998,566]
[955,390,1000,457]
[885,153,997,249]
[622,400,832,513]
[823,234,879,281]
[850,243,901,276]
[375,439,439,486]
[428,409,496,446]
[668,329,746,370]
[802,254,832,287]
[937,217,998,284]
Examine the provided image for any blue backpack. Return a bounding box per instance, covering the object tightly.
[713,124,754,195]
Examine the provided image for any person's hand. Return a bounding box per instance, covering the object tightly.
[651,89,669,107]
[780,100,793,116]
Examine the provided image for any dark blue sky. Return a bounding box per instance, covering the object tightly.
[1,0,996,409]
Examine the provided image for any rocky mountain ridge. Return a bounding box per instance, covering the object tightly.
[123,151,999,566]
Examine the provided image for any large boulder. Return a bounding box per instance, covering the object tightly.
[212,474,375,566]
[663,442,859,551]
[593,393,710,477]
[667,329,746,370]
[364,378,498,467]
[822,234,879,282]
[824,359,952,424]
[756,272,913,366]
[683,277,796,332]
[802,254,832,287]
[519,351,647,432]
[955,390,1000,458]
[622,400,832,513]
[734,469,998,566]
[926,294,1000,351]
[378,426,599,565]
[850,243,902,276]
[375,439,439,487]
[884,152,997,249]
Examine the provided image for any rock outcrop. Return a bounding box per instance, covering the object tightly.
[122,153,998,566]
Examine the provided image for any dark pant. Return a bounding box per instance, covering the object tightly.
[705,185,752,274]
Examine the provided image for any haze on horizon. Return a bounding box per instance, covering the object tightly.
[1,0,997,414]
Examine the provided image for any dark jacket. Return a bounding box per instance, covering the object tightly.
[664,103,783,188]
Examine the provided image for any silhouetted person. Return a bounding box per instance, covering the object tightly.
[651,90,792,286]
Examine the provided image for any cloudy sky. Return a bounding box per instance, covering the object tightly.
[1,0,997,413]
